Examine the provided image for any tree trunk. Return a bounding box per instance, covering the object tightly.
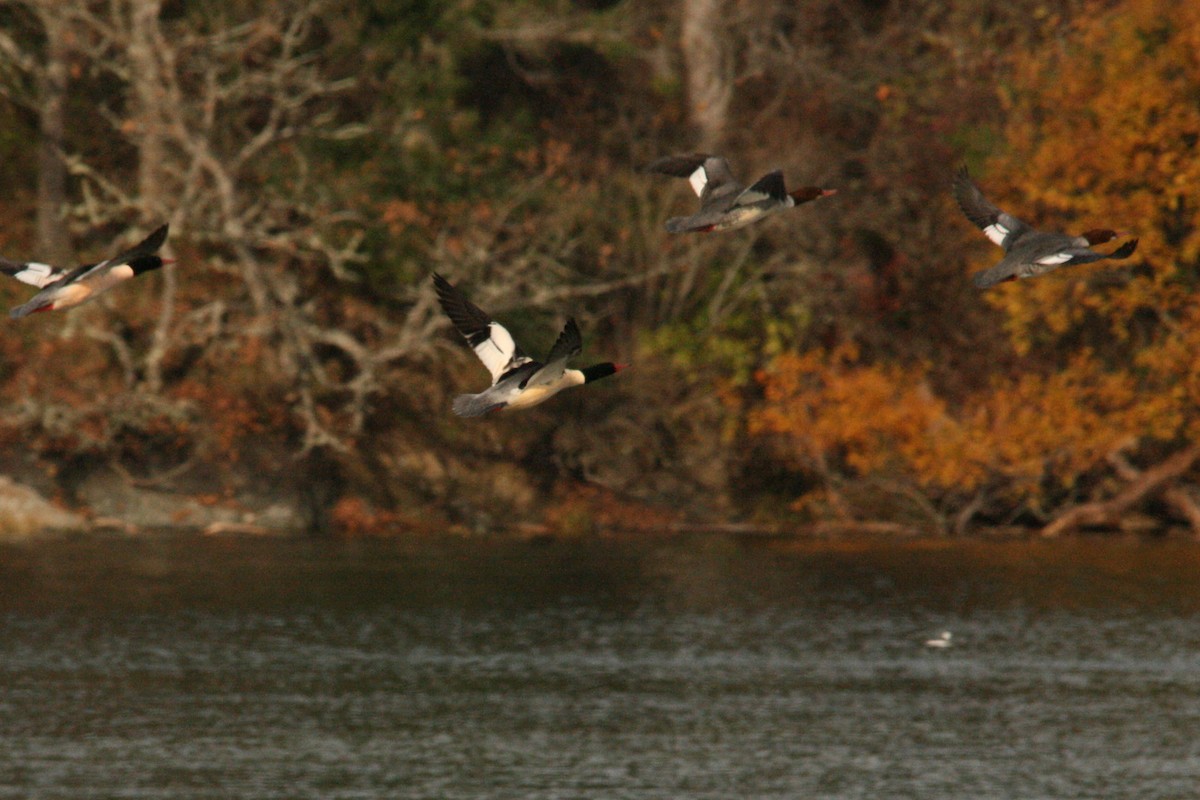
[34,9,69,263]
[680,0,731,149]
[127,0,173,393]
[128,0,166,214]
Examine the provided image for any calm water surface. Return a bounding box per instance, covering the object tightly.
[2,533,1200,799]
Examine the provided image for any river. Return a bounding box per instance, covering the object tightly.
[2,533,1199,798]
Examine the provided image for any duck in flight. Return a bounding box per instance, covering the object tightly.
[645,153,836,233]
[432,273,625,417]
[953,168,1138,289]
[2,224,172,318]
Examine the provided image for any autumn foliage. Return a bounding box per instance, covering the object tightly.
[2,0,1197,535]
[750,0,1200,530]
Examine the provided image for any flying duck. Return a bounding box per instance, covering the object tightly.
[432,273,625,417]
[2,224,172,318]
[953,168,1138,289]
[645,153,836,233]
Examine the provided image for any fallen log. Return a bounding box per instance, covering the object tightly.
[1109,448,1200,536]
[1041,443,1200,537]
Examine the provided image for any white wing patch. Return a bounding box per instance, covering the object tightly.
[688,165,708,198]
[983,222,1012,248]
[474,322,523,383]
[10,262,59,288]
[1035,252,1074,266]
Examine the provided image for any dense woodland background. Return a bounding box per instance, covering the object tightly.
[0,0,1197,537]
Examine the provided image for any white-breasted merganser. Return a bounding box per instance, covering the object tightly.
[432,273,625,417]
[645,153,836,233]
[953,168,1138,288]
[2,224,172,318]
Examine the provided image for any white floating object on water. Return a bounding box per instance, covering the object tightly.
[924,631,953,649]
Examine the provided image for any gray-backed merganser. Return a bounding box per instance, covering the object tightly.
[953,168,1138,289]
[645,153,836,233]
[2,224,171,318]
[432,273,625,417]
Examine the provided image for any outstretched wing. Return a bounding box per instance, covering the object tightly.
[646,153,742,209]
[973,237,1141,289]
[62,224,170,285]
[0,256,64,288]
[433,273,530,384]
[1036,237,1141,269]
[524,317,582,388]
[953,167,1032,250]
[733,170,788,207]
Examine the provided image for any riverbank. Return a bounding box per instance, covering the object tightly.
[6,465,1200,544]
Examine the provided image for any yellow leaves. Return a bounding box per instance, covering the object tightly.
[980,0,1200,366]
[739,0,1200,517]
[975,355,1134,487]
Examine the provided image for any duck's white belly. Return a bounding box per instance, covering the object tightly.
[505,385,564,409]
[87,266,135,293]
[49,266,134,310]
[503,370,585,410]
[48,282,97,310]
[712,206,774,231]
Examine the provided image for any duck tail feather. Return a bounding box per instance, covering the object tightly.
[451,393,506,417]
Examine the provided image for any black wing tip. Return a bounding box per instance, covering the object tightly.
[141,223,169,251]
[952,166,980,200]
[747,170,788,202]
[643,152,715,176]
[951,167,997,230]
[952,165,977,194]
[954,165,979,190]
[118,223,169,258]
[432,272,495,341]
[562,316,583,345]
[547,316,584,360]
[1111,238,1139,259]
[431,271,458,310]
[432,271,461,303]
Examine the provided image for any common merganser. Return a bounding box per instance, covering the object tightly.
[2,224,171,318]
[645,153,836,233]
[432,273,625,417]
[953,168,1138,289]
[924,631,952,649]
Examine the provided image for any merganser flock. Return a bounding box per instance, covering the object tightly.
[1,154,1144,418]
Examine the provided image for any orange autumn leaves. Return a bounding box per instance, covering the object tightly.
[750,0,1200,512]
[749,346,1169,503]
[987,0,1200,354]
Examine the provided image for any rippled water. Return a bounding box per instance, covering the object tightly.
[2,534,1200,799]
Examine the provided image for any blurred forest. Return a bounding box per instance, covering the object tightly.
[0,0,1196,538]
